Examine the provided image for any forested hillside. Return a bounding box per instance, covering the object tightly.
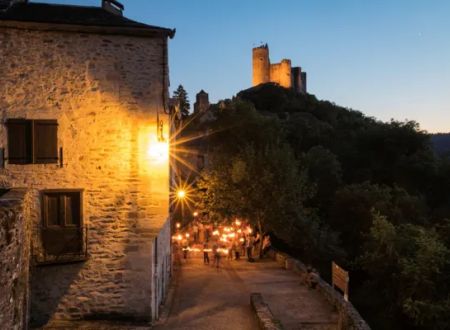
[189,84,450,330]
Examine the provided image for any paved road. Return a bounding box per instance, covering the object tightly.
[155,252,259,330]
[156,250,338,330]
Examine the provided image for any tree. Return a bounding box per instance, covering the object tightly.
[173,84,190,119]
[358,212,450,329]
[196,142,340,263]
[329,182,427,260]
[301,146,343,212]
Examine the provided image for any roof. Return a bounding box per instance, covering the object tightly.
[0,2,175,38]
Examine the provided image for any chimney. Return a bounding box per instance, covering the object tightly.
[102,0,124,16]
[0,0,27,11]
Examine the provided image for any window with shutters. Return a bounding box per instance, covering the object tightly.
[41,190,85,262]
[6,119,58,164]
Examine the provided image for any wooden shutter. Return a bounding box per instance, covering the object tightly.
[42,191,83,256]
[34,120,58,164]
[43,193,61,226]
[6,119,32,164]
[64,192,81,226]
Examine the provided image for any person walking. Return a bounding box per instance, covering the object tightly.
[203,241,210,265]
[241,236,246,257]
[246,235,255,262]
[227,241,234,261]
[213,243,221,269]
[182,237,189,260]
[234,240,240,260]
[261,234,272,258]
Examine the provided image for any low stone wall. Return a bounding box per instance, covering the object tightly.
[250,293,284,330]
[0,189,31,330]
[269,250,370,330]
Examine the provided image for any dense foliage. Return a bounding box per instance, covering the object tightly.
[187,84,450,329]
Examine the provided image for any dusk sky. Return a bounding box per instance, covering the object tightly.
[38,0,450,133]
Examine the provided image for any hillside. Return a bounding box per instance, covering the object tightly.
[431,133,450,157]
[229,84,450,329]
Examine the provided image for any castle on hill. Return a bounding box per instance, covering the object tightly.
[252,44,307,94]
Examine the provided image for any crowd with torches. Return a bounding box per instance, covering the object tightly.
[172,216,257,262]
[171,189,271,266]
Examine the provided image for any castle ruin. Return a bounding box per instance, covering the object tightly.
[252,44,307,94]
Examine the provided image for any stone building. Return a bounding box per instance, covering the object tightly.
[193,90,210,114]
[252,44,307,94]
[0,0,175,327]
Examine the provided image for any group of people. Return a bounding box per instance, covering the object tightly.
[175,219,272,269]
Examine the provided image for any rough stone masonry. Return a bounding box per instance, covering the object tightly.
[0,2,175,327]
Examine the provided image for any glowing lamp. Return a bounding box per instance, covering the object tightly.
[176,222,181,229]
[177,190,186,199]
[193,211,199,217]
[147,139,168,163]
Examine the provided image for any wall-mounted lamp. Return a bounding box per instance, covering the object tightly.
[157,113,165,143]
[147,113,169,163]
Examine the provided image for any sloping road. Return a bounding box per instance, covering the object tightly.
[156,251,338,330]
[156,252,259,330]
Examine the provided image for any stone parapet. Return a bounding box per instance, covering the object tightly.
[250,292,284,330]
[268,250,371,330]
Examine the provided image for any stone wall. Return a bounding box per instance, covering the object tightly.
[270,59,292,88]
[250,293,283,330]
[269,250,371,330]
[0,26,171,326]
[152,218,172,320]
[0,189,31,330]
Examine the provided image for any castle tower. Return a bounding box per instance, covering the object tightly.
[301,72,307,94]
[193,89,210,113]
[279,59,292,88]
[252,44,270,86]
[292,67,307,94]
[270,59,292,88]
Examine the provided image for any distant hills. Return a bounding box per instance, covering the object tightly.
[431,133,450,157]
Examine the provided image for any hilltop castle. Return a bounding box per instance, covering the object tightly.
[252,44,307,94]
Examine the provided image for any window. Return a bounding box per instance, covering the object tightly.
[6,119,58,164]
[41,190,84,259]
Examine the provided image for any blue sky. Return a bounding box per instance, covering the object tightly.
[36,0,450,132]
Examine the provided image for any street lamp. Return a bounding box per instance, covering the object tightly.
[193,211,198,217]
[177,189,186,199]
